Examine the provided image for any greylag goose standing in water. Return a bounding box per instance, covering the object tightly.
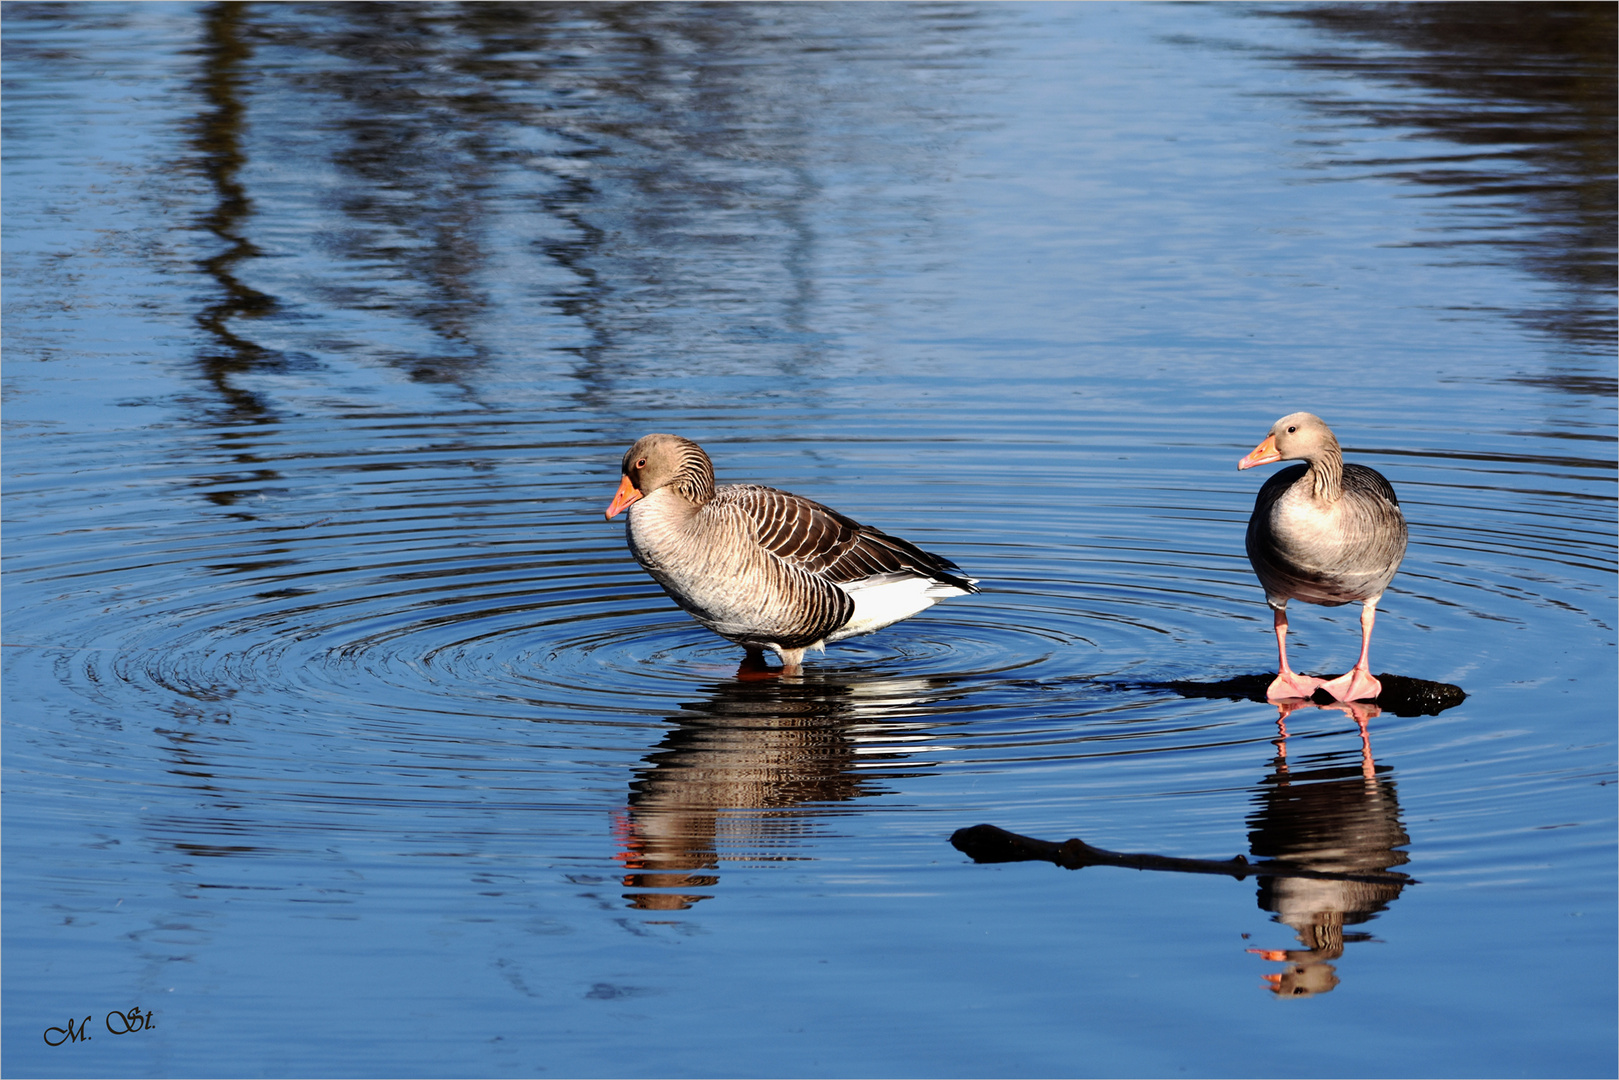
[1239,413,1407,702]
[605,434,978,673]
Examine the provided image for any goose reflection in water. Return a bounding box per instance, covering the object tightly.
[952,697,1426,996]
[1245,706,1412,997]
[616,672,955,910]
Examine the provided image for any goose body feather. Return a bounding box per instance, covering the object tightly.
[609,435,976,669]
[1247,462,1406,610]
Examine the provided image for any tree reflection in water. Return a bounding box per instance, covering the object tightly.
[1268,2,1617,353]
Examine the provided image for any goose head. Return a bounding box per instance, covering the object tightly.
[1238,412,1339,470]
[605,434,716,519]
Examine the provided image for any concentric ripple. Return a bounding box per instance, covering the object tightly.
[14,404,1607,809]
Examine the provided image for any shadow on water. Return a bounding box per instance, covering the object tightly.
[616,669,964,910]
[953,726,1414,998]
[182,1,290,528]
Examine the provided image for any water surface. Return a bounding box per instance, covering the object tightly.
[4,3,1614,1077]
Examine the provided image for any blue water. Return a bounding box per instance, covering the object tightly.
[4,3,1614,1077]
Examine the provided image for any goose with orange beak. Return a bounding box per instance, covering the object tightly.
[1239,413,1407,702]
[605,434,977,673]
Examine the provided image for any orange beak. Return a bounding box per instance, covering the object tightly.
[605,475,643,519]
[1238,434,1280,470]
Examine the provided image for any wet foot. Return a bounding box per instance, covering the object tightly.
[1320,667,1381,702]
[1266,671,1324,701]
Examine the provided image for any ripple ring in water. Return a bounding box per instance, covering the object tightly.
[81,581,1087,735]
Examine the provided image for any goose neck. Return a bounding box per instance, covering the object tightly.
[1309,445,1344,503]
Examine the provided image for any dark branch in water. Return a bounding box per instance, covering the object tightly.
[950,824,1416,885]
[1137,672,1466,717]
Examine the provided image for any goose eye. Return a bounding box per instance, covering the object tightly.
[1286,425,1297,433]
[635,457,647,469]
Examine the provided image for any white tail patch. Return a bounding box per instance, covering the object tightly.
[826,573,971,643]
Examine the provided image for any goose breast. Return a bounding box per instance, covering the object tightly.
[1247,463,1407,608]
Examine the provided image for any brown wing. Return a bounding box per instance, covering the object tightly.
[716,485,977,591]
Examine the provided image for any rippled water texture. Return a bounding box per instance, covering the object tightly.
[4,3,1615,1077]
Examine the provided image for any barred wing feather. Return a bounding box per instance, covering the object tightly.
[720,486,977,592]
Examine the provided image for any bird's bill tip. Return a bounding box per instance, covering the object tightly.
[605,475,642,519]
[1238,435,1280,470]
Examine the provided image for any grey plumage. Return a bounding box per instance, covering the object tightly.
[1247,462,1407,611]
[607,434,977,669]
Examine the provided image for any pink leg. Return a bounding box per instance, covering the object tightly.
[1321,600,1383,702]
[1266,606,1323,700]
